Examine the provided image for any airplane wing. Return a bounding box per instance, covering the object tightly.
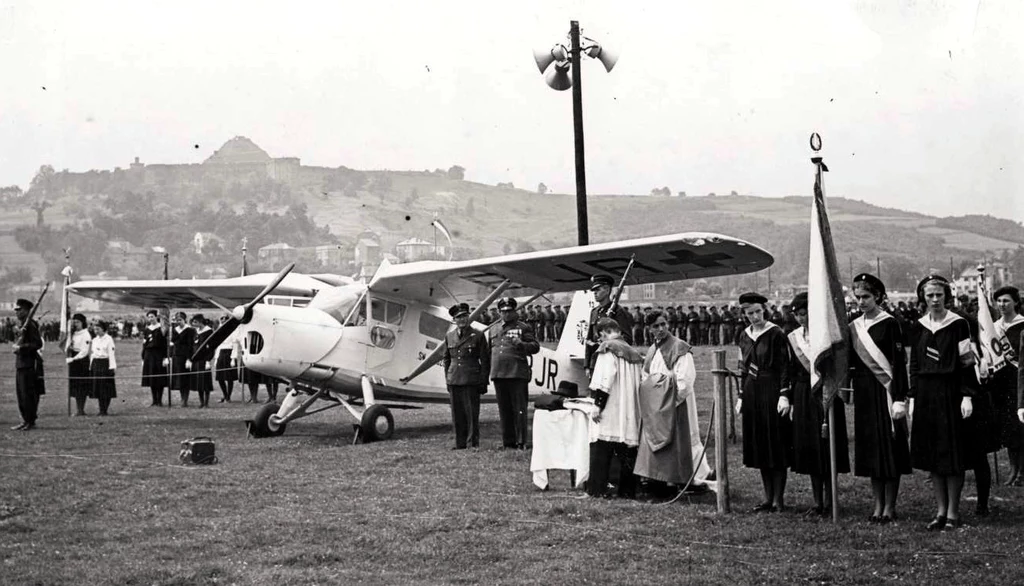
[369,232,773,305]
[67,272,332,308]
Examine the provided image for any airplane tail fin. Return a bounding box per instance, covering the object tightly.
[556,290,595,359]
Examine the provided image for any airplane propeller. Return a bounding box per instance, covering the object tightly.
[190,263,295,363]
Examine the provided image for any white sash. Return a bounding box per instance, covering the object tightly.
[852,314,895,433]
[787,328,811,374]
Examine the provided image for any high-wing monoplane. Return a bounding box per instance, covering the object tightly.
[68,232,773,442]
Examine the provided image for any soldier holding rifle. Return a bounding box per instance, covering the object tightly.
[11,291,47,431]
[585,264,635,377]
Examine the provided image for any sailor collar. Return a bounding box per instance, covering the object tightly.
[744,321,778,342]
[854,310,893,330]
[917,311,962,334]
[996,314,1024,330]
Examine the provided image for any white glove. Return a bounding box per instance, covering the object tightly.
[960,397,973,419]
[162,358,169,367]
[1018,408,1024,424]
[735,398,743,416]
[891,401,907,421]
[909,398,915,420]
[777,396,791,418]
[185,360,192,369]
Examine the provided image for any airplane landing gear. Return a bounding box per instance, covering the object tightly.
[249,402,286,438]
[358,404,394,442]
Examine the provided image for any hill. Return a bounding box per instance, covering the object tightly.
[1,137,1022,297]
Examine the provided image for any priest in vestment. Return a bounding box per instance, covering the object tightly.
[635,310,704,494]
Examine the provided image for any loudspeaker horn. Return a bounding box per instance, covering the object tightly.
[587,44,618,72]
[544,62,573,91]
[533,45,568,73]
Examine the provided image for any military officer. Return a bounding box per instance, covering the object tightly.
[442,303,490,449]
[585,274,634,375]
[11,298,44,430]
[490,297,540,449]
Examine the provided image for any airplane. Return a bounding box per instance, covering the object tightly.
[68,232,773,442]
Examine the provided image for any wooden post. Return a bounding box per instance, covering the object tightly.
[713,349,730,513]
[828,398,839,523]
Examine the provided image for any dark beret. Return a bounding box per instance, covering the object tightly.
[448,303,470,318]
[790,292,808,312]
[71,313,87,325]
[853,273,887,299]
[738,292,767,305]
[145,309,158,317]
[590,274,615,291]
[993,286,1020,304]
[497,297,518,311]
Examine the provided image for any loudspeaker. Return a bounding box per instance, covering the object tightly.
[544,62,573,91]
[586,44,618,72]
[533,45,568,73]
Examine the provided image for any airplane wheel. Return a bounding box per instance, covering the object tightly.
[360,405,394,442]
[250,403,286,438]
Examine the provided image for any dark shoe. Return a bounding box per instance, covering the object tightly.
[10,423,27,430]
[218,398,226,403]
[21,423,35,431]
[868,515,882,524]
[943,518,961,530]
[751,502,774,513]
[926,516,947,531]
[882,513,899,523]
[877,515,892,525]
[975,505,990,517]
[805,506,825,517]
[451,446,467,450]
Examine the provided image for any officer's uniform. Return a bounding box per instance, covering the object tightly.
[490,297,540,449]
[443,303,490,449]
[12,299,44,430]
[585,275,634,371]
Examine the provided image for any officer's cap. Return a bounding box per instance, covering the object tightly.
[448,303,470,318]
[497,297,518,311]
[590,274,614,291]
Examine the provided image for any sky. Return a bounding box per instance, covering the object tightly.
[2,0,1022,222]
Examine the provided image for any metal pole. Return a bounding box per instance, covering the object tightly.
[828,398,839,522]
[713,349,730,513]
[876,257,881,279]
[570,20,588,246]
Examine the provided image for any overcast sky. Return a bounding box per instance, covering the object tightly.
[2,0,1022,222]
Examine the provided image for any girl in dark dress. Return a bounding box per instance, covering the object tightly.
[736,292,792,512]
[140,309,168,406]
[65,313,92,416]
[89,320,117,416]
[190,315,215,408]
[909,275,978,531]
[849,274,911,523]
[169,312,196,407]
[990,286,1024,485]
[214,316,239,403]
[787,293,849,516]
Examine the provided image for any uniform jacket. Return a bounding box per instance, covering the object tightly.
[170,326,196,359]
[14,318,42,370]
[443,326,490,386]
[142,324,167,358]
[489,319,540,380]
[586,303,634,368]
[192,328,215,368]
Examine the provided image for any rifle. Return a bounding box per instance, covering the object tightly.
[15,282,50,345]
[606,254,635,316]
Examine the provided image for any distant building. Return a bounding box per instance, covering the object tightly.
[258,242,297,267]
[313,244,345,267]
[395,237,443,262]
[954,262,1012,297]
[193,232,225,255]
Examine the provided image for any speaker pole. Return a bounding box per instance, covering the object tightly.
[570,20,588,246]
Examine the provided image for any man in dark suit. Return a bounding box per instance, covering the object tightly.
[490,297,540,449]
[11,298,44,430]
[443,303,490,449]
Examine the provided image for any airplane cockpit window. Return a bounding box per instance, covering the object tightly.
[418,312,451,340]
[370,298,405,326]
[307,284,365,325]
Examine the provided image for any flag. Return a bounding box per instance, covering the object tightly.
[974,269,1012,379]
[431,219,453,260]
[59,264,73,350]
[806,156,850,409]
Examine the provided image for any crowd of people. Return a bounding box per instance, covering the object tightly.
[8,267,1024,531]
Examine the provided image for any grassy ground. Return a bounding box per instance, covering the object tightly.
[1,341,1022,585]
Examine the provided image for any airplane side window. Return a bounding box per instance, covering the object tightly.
[386,302,405,325]
[371,298,387,322]
[418,312,451,340]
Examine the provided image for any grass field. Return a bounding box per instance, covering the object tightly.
[2,341,1022,585]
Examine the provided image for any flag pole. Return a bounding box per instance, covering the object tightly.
[61,248,72,417]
